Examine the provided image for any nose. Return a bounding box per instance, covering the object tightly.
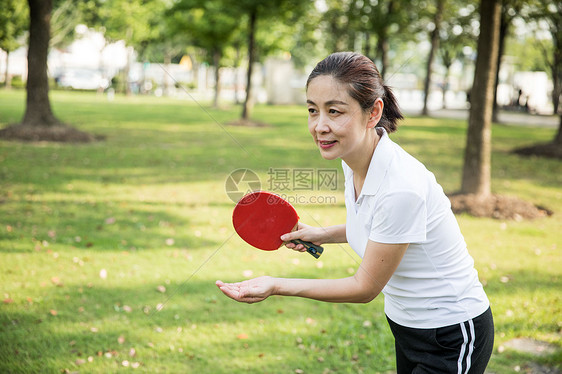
[314,112,331,134]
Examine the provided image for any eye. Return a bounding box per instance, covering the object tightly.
[329,108,341,114]
[308,107,317,114]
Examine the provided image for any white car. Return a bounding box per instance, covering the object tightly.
[56,69,109,90]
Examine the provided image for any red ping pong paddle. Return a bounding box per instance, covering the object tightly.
[232,191,324,259]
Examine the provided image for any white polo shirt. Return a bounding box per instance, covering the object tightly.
[343,129,489,329]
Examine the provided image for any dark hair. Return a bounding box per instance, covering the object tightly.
[306,52,403,133]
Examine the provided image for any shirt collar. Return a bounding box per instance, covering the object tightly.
[343,128,394,199]
[362,128,394,196]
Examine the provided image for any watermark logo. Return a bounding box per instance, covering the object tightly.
[225,168,261,203]
[225,168,339,204]
[267,168,338,191]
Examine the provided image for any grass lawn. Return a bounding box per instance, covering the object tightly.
[0,89,560,373]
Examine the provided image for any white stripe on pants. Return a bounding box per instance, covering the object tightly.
[457,320,476,374]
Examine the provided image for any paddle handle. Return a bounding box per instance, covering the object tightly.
[291,239,324,259]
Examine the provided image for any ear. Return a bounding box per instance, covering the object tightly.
[366,98,384,129]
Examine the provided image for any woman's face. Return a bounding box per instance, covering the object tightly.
[306,75,372,161]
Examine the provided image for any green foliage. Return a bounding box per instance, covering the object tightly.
[437,0,478,67]
[8,75,25,89]
[164,0,318,87]
[10,0,557,95]
[18,0,552,112]
[316,0,416,59]
[505,35,551,73]
[0,0,27,53]
[518,1,562,87]
[79,0,164,48]
[50,0,82,49]
[288,10,326,70]
[240,0,317,63]
[320,0,353,53]
[168,0,243,66]
[0,90,560,373]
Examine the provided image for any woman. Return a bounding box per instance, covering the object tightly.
[216,52,494,373]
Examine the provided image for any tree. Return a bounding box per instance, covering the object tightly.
[460,0,501,197]
[234,0,313,123]
[512,1,562,159]
[0,0,95,142]
[286,7,324,71]
[437,2,477,109]
[0,0,27,89]
[139,21,186,96]
[83,0,161,95]
[450,0,550,219]
[542,2,562,146]
[317,0,414,79]
[368,1,405,79]
[169,0,242,107]
[240,5,257,122]
[20,0,59,128]
[321,0,355,54]
[491,0,526,122]
[535,3,562,118]
[421,0,446,115]
[50,0,81,49]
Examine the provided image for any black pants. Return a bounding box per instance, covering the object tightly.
[387,307,494,374]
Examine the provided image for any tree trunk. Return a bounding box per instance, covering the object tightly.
[212,48,221,108]
[460,0,501,197]
[549,6,561,116]
[4,51,11,89]
[555,115,562,145]
[234,43,242,105]
[124,46,133,96]
[22,0,61,127]
[375,1,399,79]
[98,40,107,94]
[241,8,257,121]
[364,32,371,61]
[163,52,172,96]
[492,10,508,123]
[376,33,389,79]
[422,0,445,116]
[551,58,561,115]
[442,64,451,109]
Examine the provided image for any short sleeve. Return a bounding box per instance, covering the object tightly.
[368,190,427,244]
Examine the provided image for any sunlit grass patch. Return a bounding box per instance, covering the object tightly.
[1,90,560,373]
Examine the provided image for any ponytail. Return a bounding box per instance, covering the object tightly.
[377,84,403,133]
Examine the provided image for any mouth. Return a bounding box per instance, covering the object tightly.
[318,140,337,149]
